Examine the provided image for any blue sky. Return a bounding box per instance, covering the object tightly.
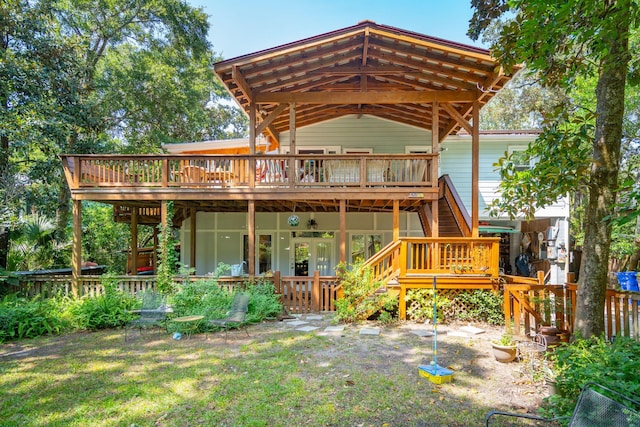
[188,0,484,59]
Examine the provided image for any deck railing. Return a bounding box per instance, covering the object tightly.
[364,237,500,284]
[61,153,437,190]
[401,237,501,276]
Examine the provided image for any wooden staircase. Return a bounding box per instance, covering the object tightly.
[364,236,501,320]
[418,175,471,237]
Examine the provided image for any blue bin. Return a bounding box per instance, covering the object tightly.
[617,272,639,292]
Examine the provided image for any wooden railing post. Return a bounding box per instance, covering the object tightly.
[312,270,320,312]
[162,158,169,187]
[537,270,545,285]
[504,286,511,330]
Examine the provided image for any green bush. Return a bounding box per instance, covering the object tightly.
[455,290,504,325]
[404,288,450,323]
[542,336,640,419]
[169,278,282,332]
[244,281,283,323]
[67,279,137,330]
[334,260,396,323]
[0,294,70,342]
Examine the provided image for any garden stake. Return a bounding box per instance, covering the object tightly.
[418,276,453,384]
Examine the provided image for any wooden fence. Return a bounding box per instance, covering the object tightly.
[12,272,640,339]
[12,271,341,314]
[504,275,640,342]
[273,271,341,313]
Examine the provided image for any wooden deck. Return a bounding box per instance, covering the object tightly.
[60,154,438,207]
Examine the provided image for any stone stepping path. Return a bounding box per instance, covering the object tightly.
[411,330,435,337]
[359,327,380,336]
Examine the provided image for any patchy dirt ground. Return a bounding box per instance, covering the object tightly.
[290,317,552,415]
[1,316,552,424]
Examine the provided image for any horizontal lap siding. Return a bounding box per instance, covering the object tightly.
[281,115,431,153]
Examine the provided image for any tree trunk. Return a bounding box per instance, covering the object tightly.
[575,1,630,338]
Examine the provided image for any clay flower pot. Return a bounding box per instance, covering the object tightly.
[491,342,518,363]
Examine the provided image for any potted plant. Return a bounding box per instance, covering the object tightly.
[491,329,518,363]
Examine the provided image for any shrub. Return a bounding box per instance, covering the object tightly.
[542,336,640,419]
[244,281,283,323]
[455,290,504,325]
[334,260,395,323]
[67,277,137,330]
[404,288,450,323]
[0,294,70,342]
[169,278,282,332]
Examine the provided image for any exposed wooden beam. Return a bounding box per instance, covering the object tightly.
[442,103,473,134]
[440,69,506,139]
[255,90,477,104]
[256,103,288,135]
[232,66,253,103]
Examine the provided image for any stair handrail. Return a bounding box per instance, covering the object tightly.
[439,174,472,237]
[364,239,402,284]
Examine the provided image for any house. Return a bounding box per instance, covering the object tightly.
[162,128,569,285]
[60,21,570,309]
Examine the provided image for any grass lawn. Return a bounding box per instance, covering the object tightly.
[0,319,544,426]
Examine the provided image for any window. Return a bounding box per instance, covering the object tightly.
[351,234,382,262]
[508,146,533,171]
[344,148,373,154]
[243,234,272,274]
[405,145,432,154]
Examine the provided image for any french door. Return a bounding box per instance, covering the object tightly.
[291,237,334,276]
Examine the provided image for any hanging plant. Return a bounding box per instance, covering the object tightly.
[288,214,300,227]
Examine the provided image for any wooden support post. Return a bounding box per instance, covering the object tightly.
[431,199,439,238]
[393,200,399,242]
[190,208,197,271]
[249,103,256,154]
[339,199,346,263]
[503,287,512,331]
[152,227,159,274]
[431,100,440,187]
[471,100,480,237]
[71,200,82,297]
[161,200,168,227]
[312,270,320,312]
[399,284,406,320]
[289,103,296,154]
[131,207,138,276]
[248,200,255,275]
[162,158,169,187]
[272,271,282,297]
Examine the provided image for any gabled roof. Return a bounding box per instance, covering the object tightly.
[214,20,515,142]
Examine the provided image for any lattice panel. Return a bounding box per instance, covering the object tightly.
[405,289,495,321]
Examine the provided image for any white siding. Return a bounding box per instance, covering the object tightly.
[280,115,431,153]
[440,135,569,220]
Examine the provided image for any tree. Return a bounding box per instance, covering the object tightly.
[469,0,639,337]
[0,0,84,226]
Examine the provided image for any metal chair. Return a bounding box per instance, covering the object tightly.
[486,382,640,426]
[124,291,169,341]
[208,292,250,342]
